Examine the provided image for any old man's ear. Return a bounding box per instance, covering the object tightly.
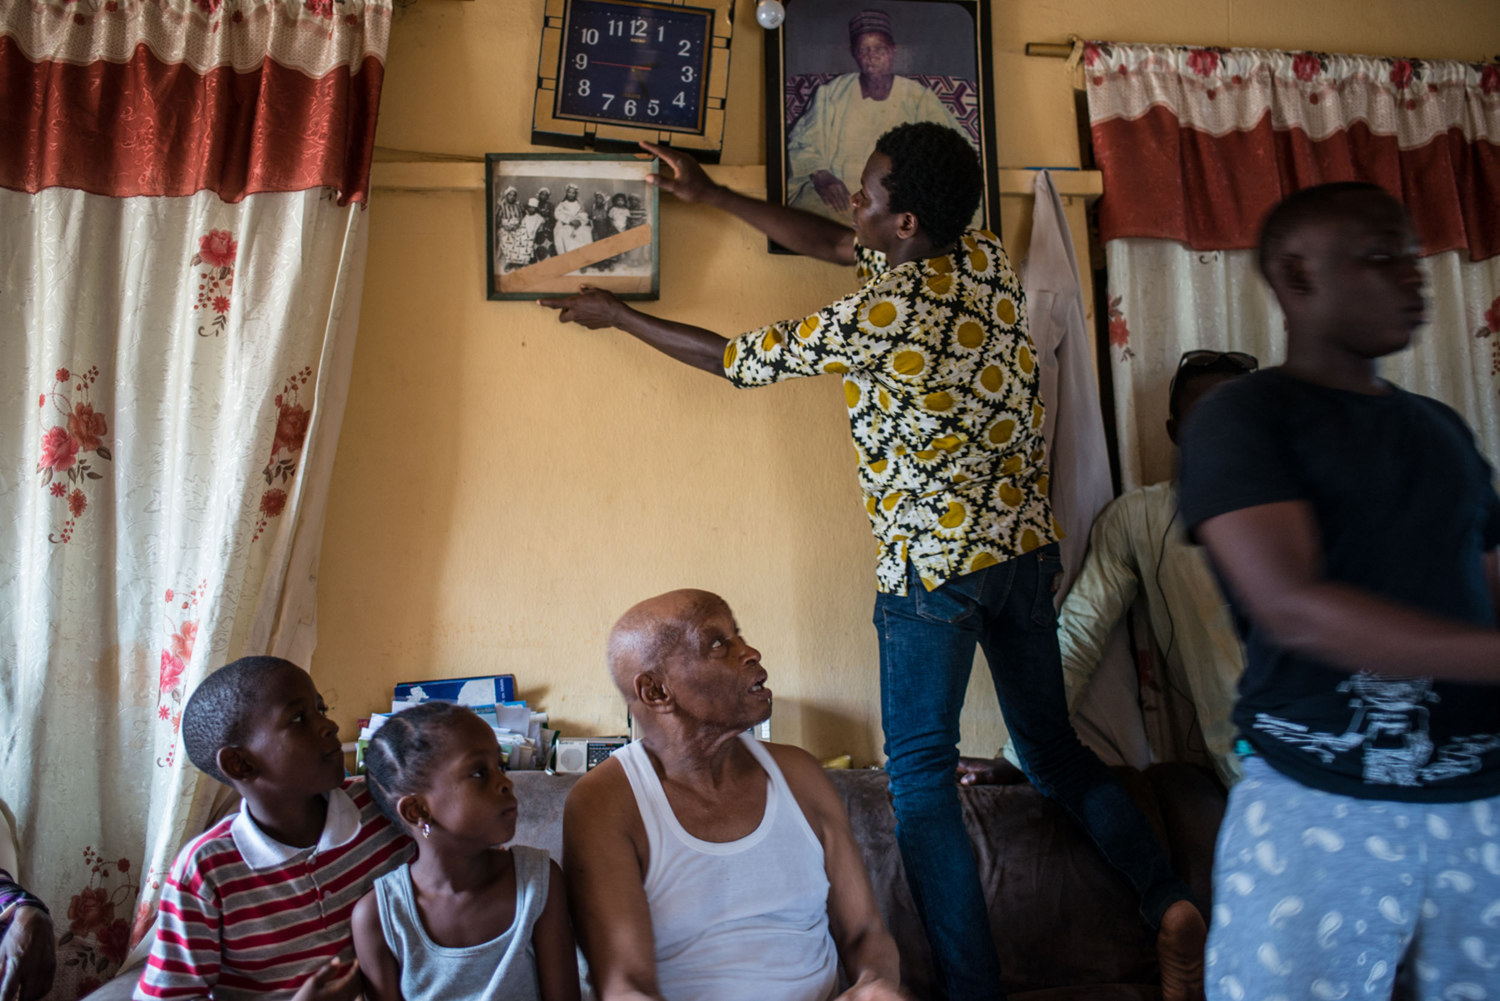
[634,671,674,713]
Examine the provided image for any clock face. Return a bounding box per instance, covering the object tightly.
[555,0,714,135]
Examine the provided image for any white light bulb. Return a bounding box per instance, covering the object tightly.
[755,0,785,29]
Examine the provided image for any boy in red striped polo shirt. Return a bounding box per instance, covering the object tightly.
[136,657,414,1001]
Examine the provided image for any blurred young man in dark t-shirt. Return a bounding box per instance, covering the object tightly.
[1179,182,1500,1000]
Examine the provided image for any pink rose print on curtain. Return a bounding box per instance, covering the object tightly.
[1482,63,1500,96]
[155,581,206,767]
[1106,295,1134,361]
[1292,52,1327,82]
[254,367,313,542]
[37,364,111,544]
[1388,58,1417,89]
[192,228,237,337]
[1476,295,1500,376]
[130,863,165,950]
[1186,48,1222,77]
[1386,57,1427,108]
[57,846,140,983]
[1084,41,1115,87]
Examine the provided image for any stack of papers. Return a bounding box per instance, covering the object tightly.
[356,673,558,771]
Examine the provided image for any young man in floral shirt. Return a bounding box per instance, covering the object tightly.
[542,123,1205,1001]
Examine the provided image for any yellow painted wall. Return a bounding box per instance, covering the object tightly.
[314,0,1500,764]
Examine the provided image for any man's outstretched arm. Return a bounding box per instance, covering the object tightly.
[541,140,860,374]
[1199,500,1500,684]
[539,289,728,377]
[641,142,857,266]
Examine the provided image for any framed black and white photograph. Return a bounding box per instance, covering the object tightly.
[486,153,660,300]
[764,1,998,246]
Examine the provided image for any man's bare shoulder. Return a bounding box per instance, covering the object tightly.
[567,757,652,850]
[760,742,845,821]
[760,739,823,776]
[564,756,637,826]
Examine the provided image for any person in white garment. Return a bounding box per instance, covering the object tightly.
[553,184,592,256]
[562,589,904,1001]
[785,9,967,223]
[959,352,1257,791]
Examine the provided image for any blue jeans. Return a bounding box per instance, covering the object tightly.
[875,544,1192,1001]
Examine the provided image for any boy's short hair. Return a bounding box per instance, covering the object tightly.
[874,122,983,251]
[182,656,300,784]
[1256,181,1392,279]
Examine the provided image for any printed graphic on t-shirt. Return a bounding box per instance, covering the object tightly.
[1254,673,1500,787]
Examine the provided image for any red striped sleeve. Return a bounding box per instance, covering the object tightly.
[154,930,220,954]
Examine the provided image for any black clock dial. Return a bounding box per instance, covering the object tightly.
[555,0,714,133]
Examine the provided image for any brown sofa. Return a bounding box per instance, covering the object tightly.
[89,762,1226,1001]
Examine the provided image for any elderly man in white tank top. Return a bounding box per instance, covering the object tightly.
[563,590,906,1001]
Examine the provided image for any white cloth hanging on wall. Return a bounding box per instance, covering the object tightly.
[1021,171,1149,769]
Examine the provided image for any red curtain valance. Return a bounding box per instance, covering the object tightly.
[0,0,389,205]
[1085,43,1500,261]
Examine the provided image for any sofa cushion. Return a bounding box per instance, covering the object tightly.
[829,768,1165,998]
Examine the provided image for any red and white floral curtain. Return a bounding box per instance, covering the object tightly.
[0,0,390,995]
[1085,43,1500,488]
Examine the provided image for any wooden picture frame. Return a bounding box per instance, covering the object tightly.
[763,0,998,253]
[486,153,661,301]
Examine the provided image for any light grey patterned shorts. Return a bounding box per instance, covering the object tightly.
[1207,756,1500,1001]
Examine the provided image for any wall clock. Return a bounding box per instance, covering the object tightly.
[533,0,734,162]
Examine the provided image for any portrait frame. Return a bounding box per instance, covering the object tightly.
[486,152,661,300]
[763,0,999,253]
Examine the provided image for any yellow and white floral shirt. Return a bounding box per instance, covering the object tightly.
[723,230,1057,595]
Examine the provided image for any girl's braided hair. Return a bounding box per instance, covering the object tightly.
[363,701,476,825]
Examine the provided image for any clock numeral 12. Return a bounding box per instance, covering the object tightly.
[607,17,649,38]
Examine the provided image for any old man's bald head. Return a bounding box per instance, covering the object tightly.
[606,590,773,737]
[606,589,729,702]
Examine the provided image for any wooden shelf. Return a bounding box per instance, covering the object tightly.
[369,160,1102,201]
[995,168,1102,200]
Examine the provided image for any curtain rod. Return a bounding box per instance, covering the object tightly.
[1025,42,1075,59]
[1026,39,1500,62]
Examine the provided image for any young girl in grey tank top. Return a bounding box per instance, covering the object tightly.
[351,703,581,1001]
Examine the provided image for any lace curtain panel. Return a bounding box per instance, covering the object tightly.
[0,1,390,997]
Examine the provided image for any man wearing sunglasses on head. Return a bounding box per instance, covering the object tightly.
[959,350,1256,791]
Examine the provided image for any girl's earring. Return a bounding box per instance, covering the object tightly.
[420,821,430,839]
